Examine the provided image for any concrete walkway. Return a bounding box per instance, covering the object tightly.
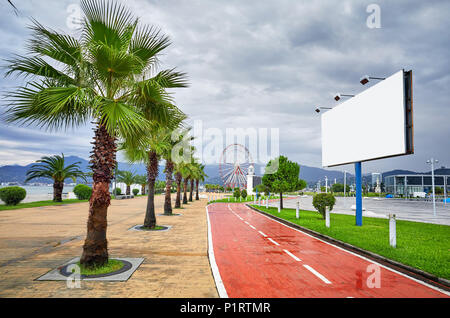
[0,195,217,297]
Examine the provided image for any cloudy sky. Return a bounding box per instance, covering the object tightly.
[0,0,449,174]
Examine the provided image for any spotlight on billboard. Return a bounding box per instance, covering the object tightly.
[321,69,413,167]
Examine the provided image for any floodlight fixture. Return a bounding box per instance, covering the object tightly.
[334,93,355,101]
[360,75,386,85]
[315,107,332,113]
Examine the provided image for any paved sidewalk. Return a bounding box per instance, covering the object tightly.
[0,195,217,298]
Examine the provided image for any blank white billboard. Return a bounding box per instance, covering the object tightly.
[321,69,413,167]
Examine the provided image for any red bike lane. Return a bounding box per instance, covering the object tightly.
[207,202,449,298]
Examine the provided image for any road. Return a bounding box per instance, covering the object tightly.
[207,202,449,298]
[270,195,450,225]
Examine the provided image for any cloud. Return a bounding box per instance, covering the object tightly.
[0,0,449,172]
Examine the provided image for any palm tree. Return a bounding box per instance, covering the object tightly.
[4,0,186,268]
[174,168,183,209]
[195,164,207,200]
[162,124,186,215]
[25,154,86,202]
[188,160,201,202]
[180,163,194,205]
[121,129,167,229]
[135,174,147,195]
[117,170,137,195]
[121,119,185,228]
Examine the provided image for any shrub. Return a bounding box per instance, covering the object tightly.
[73,184,92,200]
[132,188,139,196]
[241,189,247,199]
[312,193,336,219]
[113,188,122,195]
[0,186,27,205]
[233,188,241,198]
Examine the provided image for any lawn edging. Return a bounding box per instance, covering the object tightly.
[246,203,450,291]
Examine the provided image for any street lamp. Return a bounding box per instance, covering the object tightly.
[360,75,386,85]
[343,171,347,198]
[334,93,355,101]
[426,158,439,217]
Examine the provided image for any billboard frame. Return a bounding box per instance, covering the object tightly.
[321,69,414,168]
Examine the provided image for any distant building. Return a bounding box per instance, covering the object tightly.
[385,174,450,197]
[247,165,262,195]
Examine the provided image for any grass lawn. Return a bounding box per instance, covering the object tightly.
[76,259,124,276]
[0,199,89,211]
[139,225,166,231]
[251,205,450,280]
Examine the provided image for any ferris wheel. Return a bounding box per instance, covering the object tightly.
[219,144,254,189]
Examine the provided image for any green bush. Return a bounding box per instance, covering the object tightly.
[312,193,336,219]
[132,188,139,196]
[241,189,247,199]
[113,188,122,195]
[73,184,92,200]
[0,186,27,206]
[233,188,241,198]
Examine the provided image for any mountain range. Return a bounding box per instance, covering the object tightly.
[0,155,448,186]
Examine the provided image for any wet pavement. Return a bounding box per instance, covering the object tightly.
[207,202,449,298]
[270,195,450,225]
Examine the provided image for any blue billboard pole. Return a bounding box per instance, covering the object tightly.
[355,162,363,226]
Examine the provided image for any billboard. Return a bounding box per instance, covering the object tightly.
[321,69,413,167]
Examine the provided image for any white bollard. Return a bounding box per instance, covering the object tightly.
[389,214,396,248]
[278,201,281,213]
[266,198,269,209]
[325,207,330,228]
[296,201,300,219]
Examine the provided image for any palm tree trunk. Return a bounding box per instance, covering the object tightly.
[143,151,159,229]
[81,124,115,268]
[195,179,199,200]
[189,179,194,202]
[175,172,182,208]
[183,178,188,204]
[164,160,174,215]
[126,185,131,195]
[141,185,145,195]
[53,181,64,202]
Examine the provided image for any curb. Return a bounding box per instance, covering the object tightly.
[246,204,450,292]
[205,205,228,298]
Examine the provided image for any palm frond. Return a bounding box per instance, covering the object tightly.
[5,54,75,85]
[27,19,82,69]
[81,0,138,50]
[95,98,151,140]
[4,83,94,131]
[25,153,86,183]
[153,69,189,89]
[129,25,171,69]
